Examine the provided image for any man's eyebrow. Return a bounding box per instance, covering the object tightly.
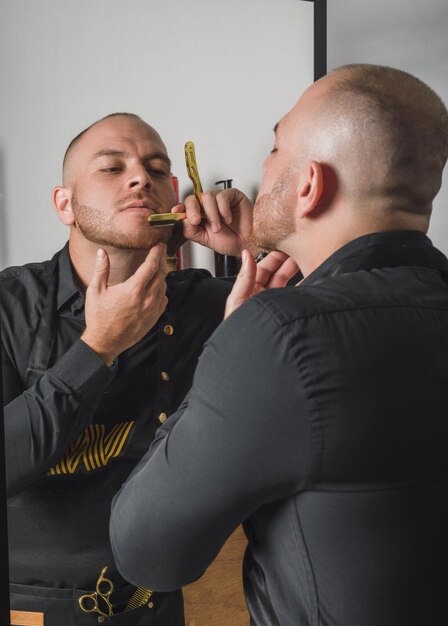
[273,122,280,135]
[91,149,128,161]
[145,151,172,167]
[91,149,172,167]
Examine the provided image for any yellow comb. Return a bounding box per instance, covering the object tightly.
[125,586,153,611]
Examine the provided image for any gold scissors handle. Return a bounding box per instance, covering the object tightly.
[78,566,114,617]
[184,141,203,198]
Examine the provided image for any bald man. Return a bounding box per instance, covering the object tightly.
[110,65,448,625]
[0,113,296,625]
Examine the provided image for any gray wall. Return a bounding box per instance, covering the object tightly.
[328,0,448,254]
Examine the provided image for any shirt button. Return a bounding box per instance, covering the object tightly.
[158,412,168,424]
[161,371,170,382]
[163,324,174,336]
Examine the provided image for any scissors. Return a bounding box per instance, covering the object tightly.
[78,566,114,618]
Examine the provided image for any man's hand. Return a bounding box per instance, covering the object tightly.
[174,188,255,258]
[81,243,168,366]
[224,249,300,319]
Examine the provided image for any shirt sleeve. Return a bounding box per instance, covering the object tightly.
[3,337,115,496]
[109,296,312,591]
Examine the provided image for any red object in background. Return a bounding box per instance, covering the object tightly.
[171,174,179,200]
[171,175,182,270]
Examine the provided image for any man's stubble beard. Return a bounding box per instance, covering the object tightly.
[71,194,170,250]
[252,170,296,251]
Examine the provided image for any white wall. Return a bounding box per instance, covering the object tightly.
[1,1,447,270]
[0,0,313,271]
[327,0,448,255]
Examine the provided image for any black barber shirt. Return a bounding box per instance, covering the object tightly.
[0,243,231,593]
[111,230,448,626]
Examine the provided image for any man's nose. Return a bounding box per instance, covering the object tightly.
[128,165,153,190]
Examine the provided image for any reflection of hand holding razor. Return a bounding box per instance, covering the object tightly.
[148,140,203,228]
[148,140,203,259]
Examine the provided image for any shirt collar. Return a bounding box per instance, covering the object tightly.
[56,242,84,312]
[301,230,448,287]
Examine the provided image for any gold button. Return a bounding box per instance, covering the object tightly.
[163,324,174,336]
[161,371,170,382]
[148,602,154,609]
[158,412,168,424]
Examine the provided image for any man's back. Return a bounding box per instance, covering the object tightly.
[242,230,448,625]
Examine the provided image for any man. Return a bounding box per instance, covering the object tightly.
[0,112,295,625]
[110,64,448,626]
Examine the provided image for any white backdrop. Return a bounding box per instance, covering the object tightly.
[0,0,314,271]
[2,1,446,270]
[328,0,448,255]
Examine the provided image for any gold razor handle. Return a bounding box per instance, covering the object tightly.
[148,212,187,227]
[184,141,203,198]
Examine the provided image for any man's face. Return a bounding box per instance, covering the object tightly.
[253,78,331,251]
[65,116,177,250]
[252,109,299,251]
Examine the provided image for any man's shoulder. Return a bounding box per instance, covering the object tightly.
[0,258,50,280]
[249,262,448,326]
[0,258,51,304]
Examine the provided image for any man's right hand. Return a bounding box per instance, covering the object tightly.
[81,243,168,366]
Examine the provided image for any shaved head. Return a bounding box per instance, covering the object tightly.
[307,64,448,215]
[62,113,166,185]
[253,64,448,264]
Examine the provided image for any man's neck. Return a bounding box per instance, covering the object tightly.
[286,208,429,279]
[68,238,148,290]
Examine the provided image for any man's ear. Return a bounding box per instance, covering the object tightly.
[296,160,324,218]
[52,186,75,225]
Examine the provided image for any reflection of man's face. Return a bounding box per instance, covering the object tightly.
[66,116,176,250]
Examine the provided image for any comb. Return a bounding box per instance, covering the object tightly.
[125,586,153,611]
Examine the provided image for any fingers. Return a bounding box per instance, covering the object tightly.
[265,256,301,288]
[200,192,224,233]
[224,250,257,319]
[224,250,300,321]
[131,242,167,287]
[180,187,253,258]
[182,194,202,226]
[253,251,298,289]
[183,188,246,231]
[88,248,110,291]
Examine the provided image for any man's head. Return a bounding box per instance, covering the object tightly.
[53,113,176,250]
[253,64,448,273]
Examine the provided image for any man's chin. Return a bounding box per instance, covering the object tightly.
[250,226,276,253]
[81,232,170,251]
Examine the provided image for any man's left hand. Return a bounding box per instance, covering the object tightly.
[224,249,300,319]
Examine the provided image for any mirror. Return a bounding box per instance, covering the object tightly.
[0,0,317,618]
